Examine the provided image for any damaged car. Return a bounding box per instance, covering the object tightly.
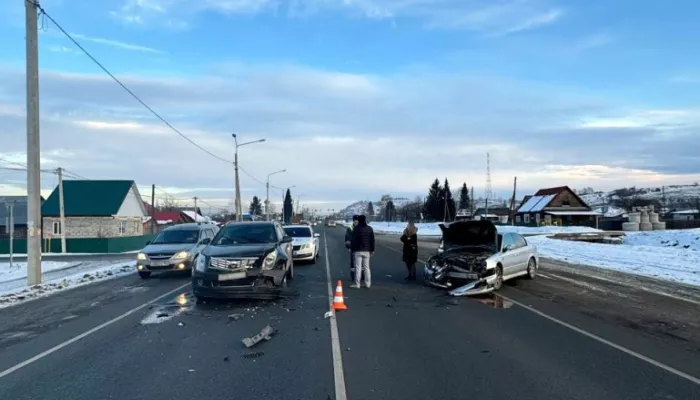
[424,220,538,296]
[192,221,294,300]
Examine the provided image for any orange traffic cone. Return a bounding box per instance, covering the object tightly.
[332,280,348,311]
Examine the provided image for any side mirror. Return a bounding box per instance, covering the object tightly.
[282,235,293,243]
[314,233,320,238]
[502,244,513,252]
[200,238,211,246]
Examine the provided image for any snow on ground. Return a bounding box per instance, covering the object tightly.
[0,251,139,258]
[0,261,74,283]
[355,222,601,236]
[0,260,136,309]
[528,235,700,287]
[623,229,700,251]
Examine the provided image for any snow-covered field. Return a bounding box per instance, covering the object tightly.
[529,234,700,287]
[623,229,700,251]
[345,221,601,236]
[0,260,137,309]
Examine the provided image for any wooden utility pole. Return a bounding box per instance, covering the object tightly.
[150,184,155,234]
[6,202,14,267]
[26,0,42,285]
[509,177,517,225]
[57,167,66,252]
[193,197,198,220]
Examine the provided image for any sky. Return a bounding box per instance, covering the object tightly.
[1,0,700,214]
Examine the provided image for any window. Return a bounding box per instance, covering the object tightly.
[152,229,199,244]
[52,221,62,235]
[283,227,312,237]
[501,233,514,251]
[524,214,530,223]
[119,220,126,234]
[513,234,527,248]
[212,224,277,246]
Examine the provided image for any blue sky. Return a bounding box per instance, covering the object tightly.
[1,0,699,212]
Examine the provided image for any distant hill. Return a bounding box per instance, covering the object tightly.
[579,184,700,209]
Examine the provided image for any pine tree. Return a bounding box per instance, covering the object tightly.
[283,189,294,224]
[385,200,395,221]
[443,178,457,221]
[367,201,375,219]
[249,196,263,216]
[423,178,442,221]
[458,183,470,211]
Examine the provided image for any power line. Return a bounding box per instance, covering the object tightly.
[27,0,233,165]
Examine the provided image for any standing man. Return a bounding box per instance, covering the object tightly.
[345,215,360,282]
[350,215,374,289]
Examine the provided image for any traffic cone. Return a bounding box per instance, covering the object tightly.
[332,280,348,311]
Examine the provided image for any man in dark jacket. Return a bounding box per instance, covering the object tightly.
[350,214,375,289]
[345,215,363,282]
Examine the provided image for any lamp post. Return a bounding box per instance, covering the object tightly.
[266,169,286,221]
[232,134,265,222]
[295,194,306,215]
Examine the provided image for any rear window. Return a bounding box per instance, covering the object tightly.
[284,227,312,237]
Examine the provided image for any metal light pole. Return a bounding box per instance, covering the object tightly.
[232,134,265,222]
[295,194,306,215]
[266,169,286,221]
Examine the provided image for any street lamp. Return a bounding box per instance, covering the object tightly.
[266,169,286,221]
[295,194,306,215]
[232,134,265,221]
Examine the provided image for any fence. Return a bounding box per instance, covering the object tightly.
[0,235,154,254]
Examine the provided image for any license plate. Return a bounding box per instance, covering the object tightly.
[218,272,246,281]
[151,260,170,267]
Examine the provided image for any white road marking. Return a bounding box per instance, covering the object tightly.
[323,231,348,400]
[378,243,700,387]
[0,282,191,379]
[538,273,555,280]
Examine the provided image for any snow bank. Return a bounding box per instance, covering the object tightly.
[528,236,700,287]
[623,229,700,251]
[361,222,600,236]
[0,261,73,283]
[0,261,136,309]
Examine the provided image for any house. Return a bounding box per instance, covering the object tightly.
[670,210,699,221]
[516,186,601,227]
[473,207,511,223]
[142,203,197,233]
[0,196,46,238]
[42,180,148,239]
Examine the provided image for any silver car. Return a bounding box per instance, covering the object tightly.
[424,220,539,296]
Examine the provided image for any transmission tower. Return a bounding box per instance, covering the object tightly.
[485,152,492,216]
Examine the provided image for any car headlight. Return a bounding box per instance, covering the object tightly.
[173,251,190,259]
[195,255,207,272]
[137,253,147,260]
[262,251,277,270]
[301,244,310,249]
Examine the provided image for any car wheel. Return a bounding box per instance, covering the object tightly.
[493,265,503,291]
[138,271,151,279]
[526,257,537,280]
[311,249,317,264]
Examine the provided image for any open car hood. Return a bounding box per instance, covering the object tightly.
[439,220,498,249]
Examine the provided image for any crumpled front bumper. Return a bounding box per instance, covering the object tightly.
[423,265,498,297]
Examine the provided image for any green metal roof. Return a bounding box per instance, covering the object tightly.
[42,180,136,217]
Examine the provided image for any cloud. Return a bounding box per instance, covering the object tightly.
[0,61,699,209]
[70,33,165,54]
[112,0,564,35]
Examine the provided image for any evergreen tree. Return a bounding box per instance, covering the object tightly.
[283,189,294,223]
[367,201,375,219]
[423,178,442,221]
[458,183,470,211]
[384,200,395,221]
[249,196,263,216]
[442,178,457,221]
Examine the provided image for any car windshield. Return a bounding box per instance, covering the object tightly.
[151,229,199,244]
[283,227,312,237]
[212,224,277,245]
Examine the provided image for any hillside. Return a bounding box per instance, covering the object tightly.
[580,184,700,208]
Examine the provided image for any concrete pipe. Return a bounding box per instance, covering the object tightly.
[627,212,641,223]
[622,222,640,231]
[649,212,660,223]
[640,212,650,224]
[652,222,666,230]
[639,222,653,231]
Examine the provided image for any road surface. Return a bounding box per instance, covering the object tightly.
[0,226,698,399]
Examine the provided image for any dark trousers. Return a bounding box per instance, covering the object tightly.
[405,262,417,279]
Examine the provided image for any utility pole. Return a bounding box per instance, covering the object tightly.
[26,0,42,285]
[266,169,286,221]
[6,202,14,268]
[232,134,266,222]
[509,177,517,225]
[150,184,155,234]
[193,197,198,219]
[57,167,66,253]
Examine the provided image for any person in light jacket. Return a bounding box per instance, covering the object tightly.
[400,221,418,281]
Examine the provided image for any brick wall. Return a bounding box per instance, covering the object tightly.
[42,216,143,239]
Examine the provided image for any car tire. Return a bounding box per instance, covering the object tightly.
[138,271,151,279]
[311,250,317,264]
[526,257,537,280]
[493,265,503,291]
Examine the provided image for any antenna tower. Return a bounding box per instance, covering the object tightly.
[485,152,492,215]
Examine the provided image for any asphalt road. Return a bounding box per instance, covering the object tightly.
[0,226,699,400]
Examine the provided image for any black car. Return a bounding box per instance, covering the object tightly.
[136,223,217,278]
[192,221,294,300]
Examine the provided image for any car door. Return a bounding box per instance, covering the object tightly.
[500,233,519,277]
[276,224,293,260]
[511,233,530,273]
[193,228,210,256]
